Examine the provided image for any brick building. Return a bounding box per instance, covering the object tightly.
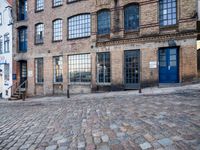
[12,0,199,97]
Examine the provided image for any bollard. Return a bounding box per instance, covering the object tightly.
[67,85,70,98]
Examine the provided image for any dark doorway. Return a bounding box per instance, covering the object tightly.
[124,50,140,89]
[19,61,27,88]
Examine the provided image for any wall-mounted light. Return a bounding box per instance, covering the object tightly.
[168,39,177,47]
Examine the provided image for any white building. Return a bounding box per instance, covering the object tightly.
[0,0,12,99]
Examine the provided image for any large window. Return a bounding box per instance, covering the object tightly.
[0,36,2,54]
[53,19,62,41]
[124,4,139,31]
[159,0,177,26]
[68,54,91,83]
[4,34,9,53]
[97,52,111,84]
[53,0,63,7]
[18,27,27,52]
[35,23,44,44]
[18,0,27,20]
[35,58,44,83]
[36,0,44,11]
[97,10,110,35]
[68,14,91,39]
[53,56,63,83]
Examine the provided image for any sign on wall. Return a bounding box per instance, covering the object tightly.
[149,61,157,69]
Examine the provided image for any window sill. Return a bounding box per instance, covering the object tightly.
[17,19,28,22]
[18,51,27,53]
[52,4,63,8]
[35,83,43,85]
[52,40,63,43]
[35,9,44,13]
[67,0,80,4]
[68,82,91,85]
[53,82,63,85]
[97,83,111,86]
[124,29,140,34]
[159,24,178,31]
[67,36,90,41]
[35,42,44,45]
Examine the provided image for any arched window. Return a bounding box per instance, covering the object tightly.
[35,23,44,44]
[97,10,110,35]
[52,19,63,41]
[124,4,139,31]
[159,0,177,26]
[68,14,91,39]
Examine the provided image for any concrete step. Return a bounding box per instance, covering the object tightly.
[8,97,21,101]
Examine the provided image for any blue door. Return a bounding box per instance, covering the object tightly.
[159,48,179,83]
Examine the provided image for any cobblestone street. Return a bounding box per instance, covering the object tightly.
[0,84,200,150]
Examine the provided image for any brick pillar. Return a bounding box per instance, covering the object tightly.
[43,57,53,95]
[110,48,123,90]
[63,55,68,94]
[91,52,97,92]
[27,58,35,96]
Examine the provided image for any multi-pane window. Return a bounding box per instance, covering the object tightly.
[4,34,9,53]
[53,0,63,7]
[124,4,139,31]
[68,0,78,3]
[97,10,111,35]
[53,56,63,82]
[68,14,91,39]
[18,0,27,20]
[35,23,44,44]
[0,36,2,54]
[97,52,111,84]
[4,64,9,81]
[68,54,91,83]
[35,58,44,83]
[53,19,63,41]
[18,27,27,52]
[36,0,44,11]
[0,13,2,25]
[159,0,177,26]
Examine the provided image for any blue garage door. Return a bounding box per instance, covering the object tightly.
[159,48,179,83]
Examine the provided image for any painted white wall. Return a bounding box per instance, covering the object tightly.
[0,0,13,99]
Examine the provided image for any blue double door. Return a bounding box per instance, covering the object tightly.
[159,47,179,83]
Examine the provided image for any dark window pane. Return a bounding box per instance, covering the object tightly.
[35,58,44,83]
[35,23,44,44]
[124,4,139,31]
[97,10,110,35]
[54,56,63,82]
[97,52,111,83]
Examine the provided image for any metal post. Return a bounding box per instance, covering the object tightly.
[67,84,70,98]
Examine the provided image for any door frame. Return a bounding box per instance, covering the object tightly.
[158,46,180,84]
[124,49,141,89]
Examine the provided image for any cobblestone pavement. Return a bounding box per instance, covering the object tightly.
[0,84,200,150]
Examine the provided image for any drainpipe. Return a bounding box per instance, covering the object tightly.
[198,0,200,20]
